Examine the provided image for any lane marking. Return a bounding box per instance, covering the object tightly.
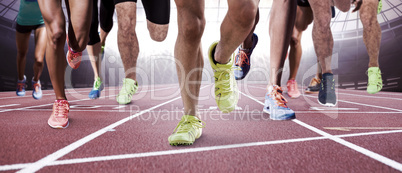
[303,95,402,112]
[324,127,402,131]
[16,85,209,173]
[239,91,402,171]
[0,86,178,113]
[309,107,359,111]
[293,119,402,171]
[2,129,402,171]
[338,92,402,101]
[0,104,20,108]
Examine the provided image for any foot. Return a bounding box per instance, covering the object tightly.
[66,37,82,69]
[208,41,239,113]
[367,67,383,94]
[116,78,138,104]
[89,77,103,99]
[168,115,205,146]
[263,85,295,120]
[305,77,321,94]
[234,33,258,80]
[286,80,301,98]
[318,73,337,107]
[32,78,42,100]
[48,99,70,129]
[16,75,26,96]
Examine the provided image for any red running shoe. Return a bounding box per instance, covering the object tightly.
[48,99,70,129]
[66,37,82,69]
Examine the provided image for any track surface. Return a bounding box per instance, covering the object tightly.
[1,84,401,172]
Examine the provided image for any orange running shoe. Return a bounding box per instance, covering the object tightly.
[48,100,70,129]
[66,37,82,69]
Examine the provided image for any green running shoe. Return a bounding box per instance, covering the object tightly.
[367,67,382,94]
[168,115,205,146]
[89,77,103,99]
[378,0,382,14]
[116,78,138,104]
[208,41,239,113]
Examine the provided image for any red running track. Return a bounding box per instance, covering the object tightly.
[0,84,401,172]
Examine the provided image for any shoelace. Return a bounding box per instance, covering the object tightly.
[33,83,40,93]
[321,79,335,92]
[235,50,250,67]
[54,101,69,118]
[268,87,288,108]
[17,82,25,92]
[215,69,233,94]
[120,80,136,96]
[367,71,382,87]
[173,118,205,133]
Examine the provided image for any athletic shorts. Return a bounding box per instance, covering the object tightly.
[88,0,115,45]
[15,23,45,33]
[114,0,170,25]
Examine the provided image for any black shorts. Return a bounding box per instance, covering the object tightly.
[15,23,45,33]
[114,0,170,25]
[88,0,115,45]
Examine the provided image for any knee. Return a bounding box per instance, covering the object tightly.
[48,27,65,49]
[290,35,300,47]
[229,1,258,28]
[147,23,169,42]
[34,58,44,67]
[313,16,331,31]
[180,16,205,41]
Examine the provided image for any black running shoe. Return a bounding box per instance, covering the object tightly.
[318,73,337,107]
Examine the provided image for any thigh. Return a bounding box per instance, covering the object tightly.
[66,0,92,36]
[37,0,65,35]
[294,6,313,32]
[142,0,170,25]
[34,26,47,60]
[15,30,31,54]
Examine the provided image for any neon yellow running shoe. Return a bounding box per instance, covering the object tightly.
[208,41,239,113]
[367,67,382,94]
[116,78,138,104]
[377,0,382,14]
[168,115,205,146]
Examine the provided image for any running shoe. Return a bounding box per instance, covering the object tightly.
[116,78,138,104]
[234,33,258,80]
[318,73,337,107]
[208,41,239,113]
[168,115,205,146]
[305,77,321,94]
[263,85,295,120]
[367,67,383,94]
[16,75,26,96]
[378,0,382,14]
[48,99,70,129]
[32,78,42,100]
[89,77,103,99]
[286,80,301,98]
[66,37,82,69]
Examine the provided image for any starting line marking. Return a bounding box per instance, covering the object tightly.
[1,129,402,171]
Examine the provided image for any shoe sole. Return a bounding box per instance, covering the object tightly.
[262,109,296,120]
[317,99,337,107]
[48,121,69,129]
[305,90,319,94]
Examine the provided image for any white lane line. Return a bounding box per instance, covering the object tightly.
[324,127,402,131]
[0,104,20,108]
[16,85,209,173]
[338,92,402,101]
[239,91,402,171]
[302,95,402,112]
[0,86,178,113]
[293,119,402,171]
[2,129,402,171]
